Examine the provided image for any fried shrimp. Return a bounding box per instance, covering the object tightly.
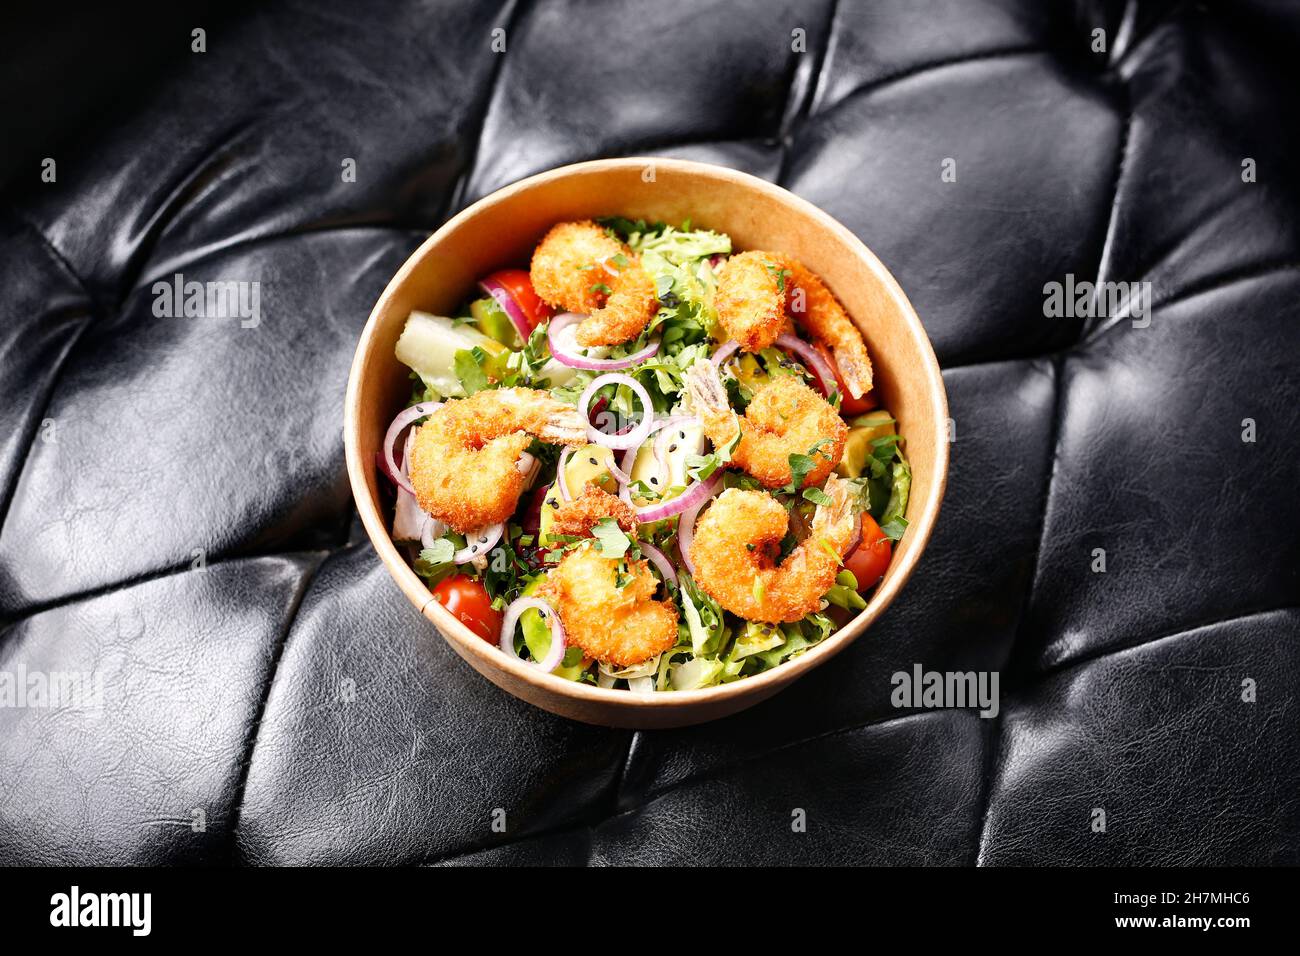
[540,543,679,666]
[529,220,660,347]
[712,251,788,353]
[409,388,587,533]
[548,484,638,538]
[689,475,858,623]
[686,358,847,489]
[715,251,874,398]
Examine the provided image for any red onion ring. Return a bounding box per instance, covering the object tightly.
[638,541,678,588]
[615,415,698,505]
[478,277,533,344]
[499,596,566,673]
[675,472,723,576]
[578,373,655,450]
[556,447,575,502]
[547,313,661,370]
[383,401,442,496]
[712,340,740,365]
[637,468,722,524]
[419,513,450,549]
[775,333,838,401]
[617,444,639,506]
[516,451,540,490]
[455,523,503,564]
[606,456,632,486]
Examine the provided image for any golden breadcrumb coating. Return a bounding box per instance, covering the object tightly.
[530,220,659,346]
[688,476,857,623]
[409,388,586,533]
[540,543,679,666]
[686,360,847,488]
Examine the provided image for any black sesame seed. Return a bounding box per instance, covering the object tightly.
[650,478,659,485]
[548,499,558,508]
[589,457,597,465]
[668,445,678,453]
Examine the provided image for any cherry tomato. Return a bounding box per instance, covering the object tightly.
[430,576,502,644]
[485,269,552,330]
[813,341,877,417]
[844,512,892,591]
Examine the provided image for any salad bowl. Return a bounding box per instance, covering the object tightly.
[344,158,948,728]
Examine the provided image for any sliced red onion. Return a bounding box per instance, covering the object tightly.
[455,523,503,564]
[775,333,838,400]
[638,541,678,587]
[383,401,442,496]
[478,276,533,344]
[578,373,655,450]
[547,313,661,370]
[616,415,700,507]
[556,447,575,502]
[516,451,540,489]
[606,453,632,485]
[637,468,722,524]
[617,444,639,506]
[499,596,566,673]
[675,474,723,577]
[420,513,449,549]
[712,340,740,365]
[651,421,687,489]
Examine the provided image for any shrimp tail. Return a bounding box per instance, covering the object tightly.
[685,358,729,418]
[813,474,859,556]
[535,403,590,445]
[831,344,873,399]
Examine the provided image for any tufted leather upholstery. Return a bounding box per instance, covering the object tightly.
[1,0,1297,866]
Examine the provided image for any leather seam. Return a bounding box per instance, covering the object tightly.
[1032,604,1300,684]
[227,551,329,862]
[810,44,1047,121]
[0,548,336,634]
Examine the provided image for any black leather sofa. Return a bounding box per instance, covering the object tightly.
[1,0,1296,865]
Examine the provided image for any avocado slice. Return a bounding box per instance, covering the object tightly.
[518,574,586,681]
[470,296,523,349]
[537,445,617,544]
[836,409,897,479]
[628,421,705,506]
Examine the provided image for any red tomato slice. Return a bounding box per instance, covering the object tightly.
[844,512,892,591]
[430,575,503,644]
[485,269,552,330]
[813,341,876,416]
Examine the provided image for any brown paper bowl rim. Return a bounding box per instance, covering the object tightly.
[344,157,948,714]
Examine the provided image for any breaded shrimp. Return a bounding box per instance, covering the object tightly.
[686,358,847,489]
[548,484,638,539]
[530,220,660,347]
[712,251,787,353]
[540,543,679,666]
[689,475,858,623]
[409,388,587,533]
[715,251,874,398]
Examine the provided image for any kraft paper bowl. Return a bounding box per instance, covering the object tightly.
[345,158,948,728]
